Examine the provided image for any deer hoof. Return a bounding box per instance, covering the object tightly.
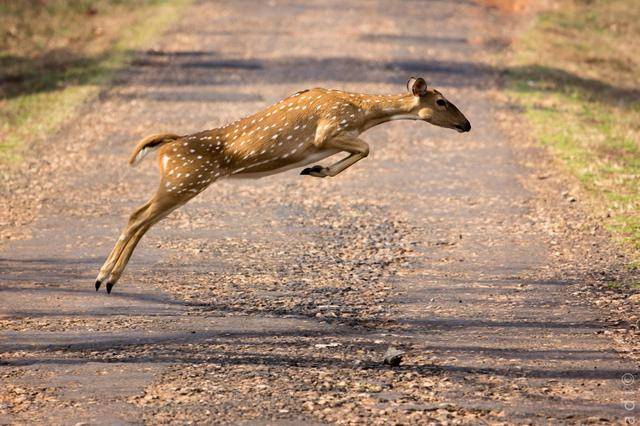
[301,165,327,177]
[95,280,102,291]
[106,282,114,294]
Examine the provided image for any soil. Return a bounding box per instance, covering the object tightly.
[1,0,638,424]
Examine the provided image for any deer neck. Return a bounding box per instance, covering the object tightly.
[357,93,419,132]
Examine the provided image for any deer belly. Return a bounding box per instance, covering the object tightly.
[229,149,341,179]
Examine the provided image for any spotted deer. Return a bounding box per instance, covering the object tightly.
[96,77,471,293]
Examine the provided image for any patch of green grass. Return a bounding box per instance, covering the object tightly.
[606,280,623,290]
[0,85,93,162]
[0,0,190,167]
[506,0,640,259]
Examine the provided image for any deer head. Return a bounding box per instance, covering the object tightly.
[407,77,471,133]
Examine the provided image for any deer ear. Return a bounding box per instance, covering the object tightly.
[407,77,428,96]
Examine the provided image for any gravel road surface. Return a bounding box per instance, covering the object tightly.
[1,1,637,424]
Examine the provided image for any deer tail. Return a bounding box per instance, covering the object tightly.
[128,133,181,166]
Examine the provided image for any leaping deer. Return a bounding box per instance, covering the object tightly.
[96,77,471,293]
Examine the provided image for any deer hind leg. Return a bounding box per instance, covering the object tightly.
[95,200,153,286]
[103,197,181,293]
[95,184,194,293]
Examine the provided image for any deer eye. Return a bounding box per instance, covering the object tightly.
[436,99,446,107]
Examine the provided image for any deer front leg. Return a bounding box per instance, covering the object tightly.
[301,136,370,178]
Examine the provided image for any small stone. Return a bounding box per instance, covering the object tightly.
[314,342,341,349]
[383,346,405,366]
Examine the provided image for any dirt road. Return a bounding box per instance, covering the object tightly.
[1,1,637,424]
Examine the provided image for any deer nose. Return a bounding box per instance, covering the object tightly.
[456,121,471,133]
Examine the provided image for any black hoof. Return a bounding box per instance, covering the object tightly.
[300,165,323,175]
[95,280,102,291]
[106,282,114,294]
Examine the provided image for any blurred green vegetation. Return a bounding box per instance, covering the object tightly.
[0,0,189,165]
[506,0,640,258]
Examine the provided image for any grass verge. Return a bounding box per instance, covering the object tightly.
[0,0,190,166]
[505,0,639,259]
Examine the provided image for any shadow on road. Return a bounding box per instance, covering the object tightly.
[0,328,626,381]
[106,48,640,111]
